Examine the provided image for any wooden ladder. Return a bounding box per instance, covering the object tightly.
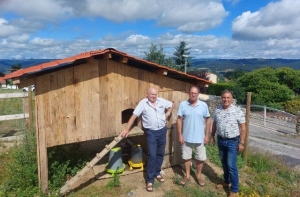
[60,134,123,195]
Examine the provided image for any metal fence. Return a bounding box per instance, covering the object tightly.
[238,104,296,134]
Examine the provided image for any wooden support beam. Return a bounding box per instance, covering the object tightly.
[155,69,168,76]
[37,128,49,194]
[120,56,128,64]
[103,53,112,59]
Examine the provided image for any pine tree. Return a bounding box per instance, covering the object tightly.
[173,41,192,72]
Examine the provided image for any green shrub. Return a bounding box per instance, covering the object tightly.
[284,99,300,114]
[0,130,41,196]
[48,144,89,191]
[0,129,89,196]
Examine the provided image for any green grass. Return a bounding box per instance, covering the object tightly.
[0,91,33,137]
[168,144,300,197]
[0,94,27,137]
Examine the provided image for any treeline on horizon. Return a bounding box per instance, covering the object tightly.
[0,58,299,74]
[191,58,300,72]
[0,58,300,73]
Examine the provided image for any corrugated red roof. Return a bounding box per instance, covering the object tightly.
[4,48,212,84]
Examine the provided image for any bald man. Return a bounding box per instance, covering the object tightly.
[121,87,174,192]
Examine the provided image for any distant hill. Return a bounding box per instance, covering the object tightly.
[191,58,300,72]
[0,59,56,74]
[0,58,299,74]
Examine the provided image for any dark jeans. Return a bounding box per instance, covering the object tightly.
[217,135,240,193]
[145,126,167,183]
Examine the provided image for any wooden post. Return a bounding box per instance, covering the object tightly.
[244,92,251,160]
[28,86,33,128]
[37,125,49,194]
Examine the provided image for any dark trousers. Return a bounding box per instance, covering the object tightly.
[145,126,167,183]
[217,135,240,192]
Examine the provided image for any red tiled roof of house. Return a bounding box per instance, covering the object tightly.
[0,77,5,84]
[3,48,212,84]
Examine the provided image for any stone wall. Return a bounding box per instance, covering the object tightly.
[199,94,236,115]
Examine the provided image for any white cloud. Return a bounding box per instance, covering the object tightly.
[1,32,300,59]
[0,0,228,33]
[30,37,54,46]
[0,17,43,38]
[223,0,240,6]
[0,0,74,22]
[125,35,151,45]
[0,0,299,59]
[232,0,300,40]
[158,1,228,32]
[0,18,19,37]
[8,34,30,43]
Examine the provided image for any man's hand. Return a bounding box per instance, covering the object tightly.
[178,135,184,145]
[238,143,245,152]
[210,137,216,146]
[121,130,129,138]
[204,135,209,145]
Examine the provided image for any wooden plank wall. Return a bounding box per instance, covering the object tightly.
[35,58,195,148]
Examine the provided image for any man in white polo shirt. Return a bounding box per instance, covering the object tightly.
[121,87,174,192]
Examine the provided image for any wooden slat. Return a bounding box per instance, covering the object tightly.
[89,59,101,140]
[137,69,148,103]
[125,64,139,109]
[107,61,117,137]
[0,113,29,121]
[0,92,27,98]
[173,91,181,166]
[99,59,108,138]
[56,69,67,145]
[149,72,159,91]
[49,72,60,145]
[121,64,130,111]
[114,62,123,134]
[74,63,86,141]
[64,67,77,144]
[158,75,172,92]
[35,75,49,193]
[37,74,53,148]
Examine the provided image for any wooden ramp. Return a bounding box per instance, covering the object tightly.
[60,125,144,195]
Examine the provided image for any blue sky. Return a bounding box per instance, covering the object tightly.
[0,0,299,59]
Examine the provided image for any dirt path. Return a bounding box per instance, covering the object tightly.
[69,159,225,197]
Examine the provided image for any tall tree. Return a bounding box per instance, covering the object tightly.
[237,67,294,106]
[144,44,166,65]
[11,64,22,72]
[143,43,175,68]
[173,41,192,72]
[276,67,300,94]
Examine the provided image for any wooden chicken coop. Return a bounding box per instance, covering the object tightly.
[4,48,212,193]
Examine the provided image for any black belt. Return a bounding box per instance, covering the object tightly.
[217,135,240,141]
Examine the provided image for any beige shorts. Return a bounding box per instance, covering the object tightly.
[182,142,207,161]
